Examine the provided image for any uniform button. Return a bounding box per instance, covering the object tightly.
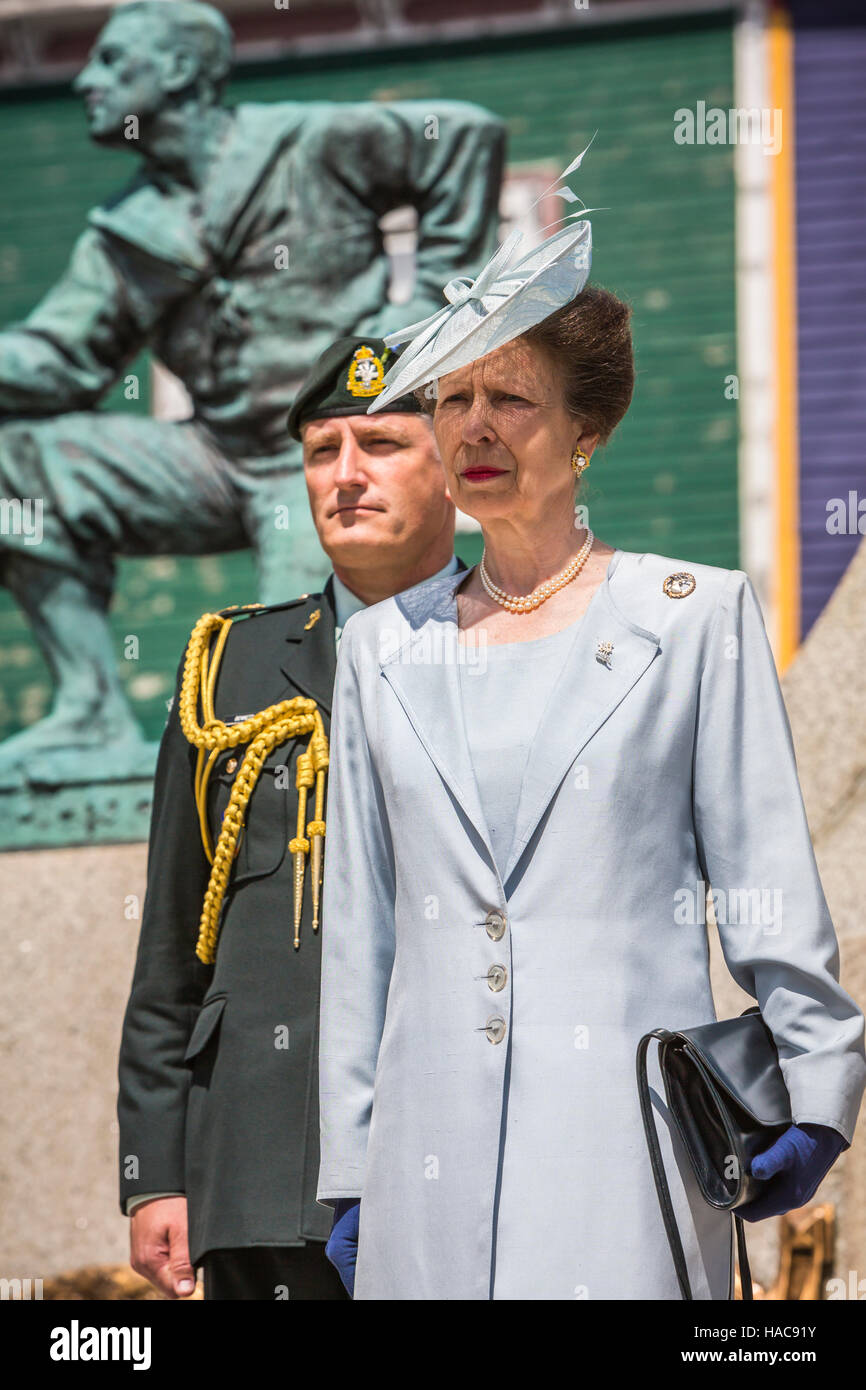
[486,964,507,992]
[225,757,238,774]
[485,1015,507,1044]
[484,909,506,941]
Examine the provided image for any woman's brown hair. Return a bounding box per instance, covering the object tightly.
[522,284,634,446]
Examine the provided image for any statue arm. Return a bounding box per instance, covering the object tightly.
[358,100,508,336]
[0,227,188,417]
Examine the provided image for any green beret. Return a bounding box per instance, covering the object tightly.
[287,335,424,441]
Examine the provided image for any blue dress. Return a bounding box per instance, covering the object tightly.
[457,617,584,881]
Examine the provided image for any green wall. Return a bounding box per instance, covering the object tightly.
[0,16,736,743]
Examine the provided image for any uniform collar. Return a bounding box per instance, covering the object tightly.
[278,558,463,715]
[333,553,461,636]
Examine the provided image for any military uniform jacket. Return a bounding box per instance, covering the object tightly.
[118,580,340,1262]
[317,550,866,1300]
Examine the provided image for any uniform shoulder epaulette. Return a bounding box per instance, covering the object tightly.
[214,601,266,620]
[215,592,322,621]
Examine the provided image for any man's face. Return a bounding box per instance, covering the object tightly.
[73,13,179,145]
[302,413,452,568]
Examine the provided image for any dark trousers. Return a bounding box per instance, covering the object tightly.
[202,1244,349,1301]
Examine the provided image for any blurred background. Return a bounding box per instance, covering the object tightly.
[0,0,864,1301]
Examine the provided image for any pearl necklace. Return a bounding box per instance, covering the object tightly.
[479,528,595,613]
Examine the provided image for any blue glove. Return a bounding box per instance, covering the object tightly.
[325,1197,361,1296]
[738,1123,848,1223]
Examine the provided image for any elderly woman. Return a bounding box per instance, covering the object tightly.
[314,173,865,1300]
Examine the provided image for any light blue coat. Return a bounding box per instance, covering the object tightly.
[316,548,866,1300]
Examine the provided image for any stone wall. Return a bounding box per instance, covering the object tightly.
[710,536,866,1293]
[0,843,145,1279]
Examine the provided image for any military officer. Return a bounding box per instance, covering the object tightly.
[117,335,468,1299]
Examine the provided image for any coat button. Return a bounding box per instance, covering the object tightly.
[486,964,507,992]
[485,1015,507,1044]
[225,758,238,774]
[484,909,506,941]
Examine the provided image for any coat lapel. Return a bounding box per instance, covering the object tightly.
[502,557,660,882]
[280,563,467,720]
[209,579,336,725]
[381,551,661,886]
[279,576,338,716]
[381,572,495,864]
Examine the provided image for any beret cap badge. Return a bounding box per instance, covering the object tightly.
[346,344,388,398]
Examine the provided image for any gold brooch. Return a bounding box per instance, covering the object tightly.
[662,572,696,599]
[304,608,321,630]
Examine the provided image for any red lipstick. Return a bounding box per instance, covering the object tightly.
[462,468,506,481]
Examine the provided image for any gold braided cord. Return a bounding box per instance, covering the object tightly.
[178,607,329,963]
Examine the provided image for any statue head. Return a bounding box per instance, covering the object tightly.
[73,1,234,146]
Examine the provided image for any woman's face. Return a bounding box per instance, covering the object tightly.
[432,337,598,527]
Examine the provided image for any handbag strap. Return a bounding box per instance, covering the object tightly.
[636,1031,753,1301]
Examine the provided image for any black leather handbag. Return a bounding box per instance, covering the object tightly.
[636,1006,792,1300]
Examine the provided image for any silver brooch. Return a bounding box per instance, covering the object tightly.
[662,572,696,599]
[596,640,614,668]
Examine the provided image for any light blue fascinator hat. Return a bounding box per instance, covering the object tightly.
[367,139,598,413]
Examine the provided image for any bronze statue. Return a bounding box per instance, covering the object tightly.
[0,0,504,784]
